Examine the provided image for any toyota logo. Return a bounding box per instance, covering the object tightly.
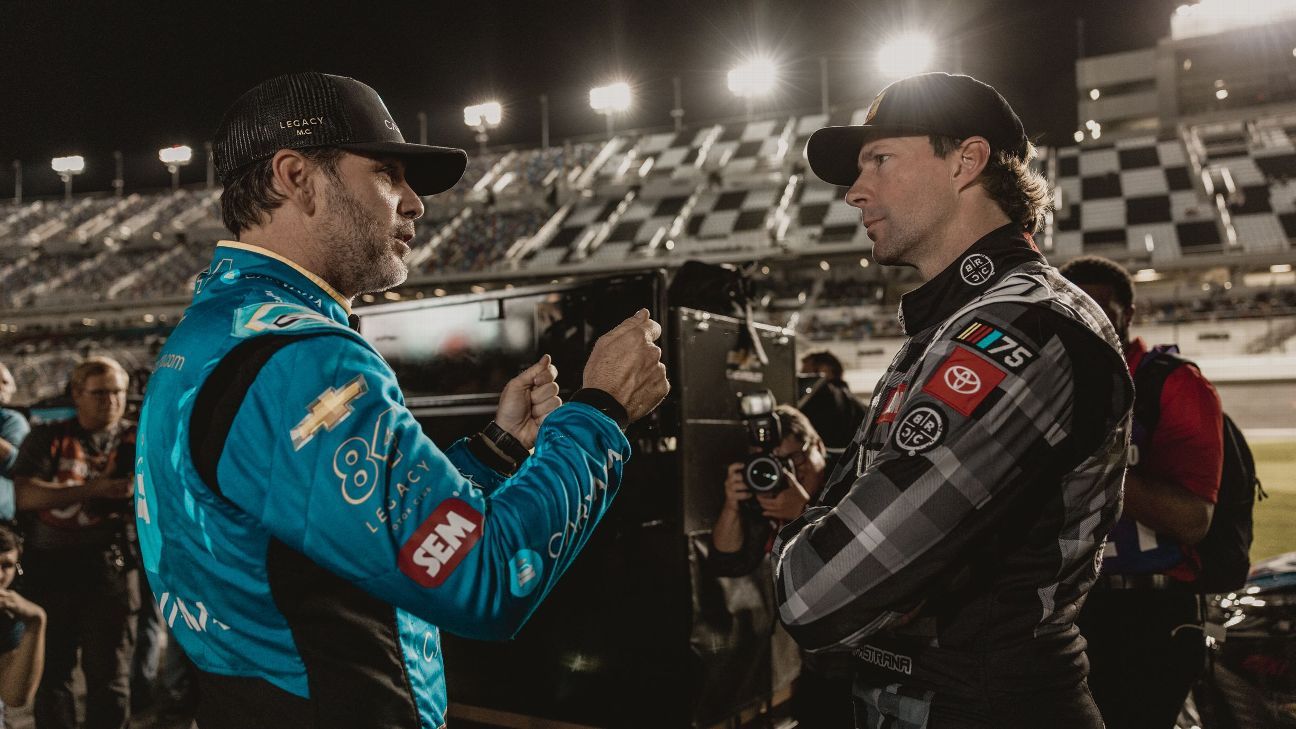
[944,365,981,394]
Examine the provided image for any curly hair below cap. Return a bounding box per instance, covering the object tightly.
[930,135,1051,234]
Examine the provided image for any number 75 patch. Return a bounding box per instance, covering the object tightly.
[952,320,1037,371]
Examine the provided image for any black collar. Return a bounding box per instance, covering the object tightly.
[898,223,1045,335]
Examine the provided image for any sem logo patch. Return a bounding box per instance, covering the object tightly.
[922,348,1007,416]
[398,499,484,588]
[953,319,1037,371]
[509,549,544,598]
[892,406,947,456]
[959,253,995,286]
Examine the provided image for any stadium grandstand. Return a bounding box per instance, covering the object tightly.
[2,1,1294,410]
[4,100,1293,405]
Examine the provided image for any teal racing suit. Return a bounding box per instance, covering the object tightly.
[136,241,629,729]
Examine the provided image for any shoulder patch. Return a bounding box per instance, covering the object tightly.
[959,253,995,286]
[398,499,484,588]
[922,348,1007,416]
[233,302,347,338]
[951,318,1037,372]
[892,405,947,456]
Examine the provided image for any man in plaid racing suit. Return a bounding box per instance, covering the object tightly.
[776,72,1134,728]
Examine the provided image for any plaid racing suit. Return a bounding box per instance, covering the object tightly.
[774,225,1133,728]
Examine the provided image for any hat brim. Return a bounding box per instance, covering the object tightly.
[804,124,931,187]
[341,141,468,196]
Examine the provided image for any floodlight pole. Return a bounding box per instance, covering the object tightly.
[671,77,684,132]
[11,160,20,205]
[604,112,615,139]
[113,150,124,198]
[60,173,73,203]
[205,142,215,189]
[417,111,428,146]
[540,94,550,149]
[820,56,830,115]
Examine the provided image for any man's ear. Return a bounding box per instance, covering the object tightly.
[953,137,991,191]
[268,150,318,216]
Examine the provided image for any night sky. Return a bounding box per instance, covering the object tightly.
[1,0,1180,199]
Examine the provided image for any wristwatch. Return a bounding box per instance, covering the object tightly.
[467,421,531,476]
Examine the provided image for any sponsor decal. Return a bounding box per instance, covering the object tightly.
[921,348,1007,416]
[892,406,947,456]
[237,302,336,336]
[158,592,230,633]
[509,549,544,598]
[864,89,887,124]
[398,498,484,588]
[952,319,1037,371]
[279,116,326,137]
[875,384,908,425]
[336,405,401,507]
[854,644,913,675]
[959,253,995,286]
[293,375,369,450]
[193,258,233,295]
[156,353,186,371]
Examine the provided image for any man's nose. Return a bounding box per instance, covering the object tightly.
[399,180,425,221]
[845,176,870,208]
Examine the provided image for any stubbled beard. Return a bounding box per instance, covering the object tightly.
[318,181,408,297]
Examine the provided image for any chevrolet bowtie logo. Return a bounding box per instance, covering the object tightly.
[291,375,369,450]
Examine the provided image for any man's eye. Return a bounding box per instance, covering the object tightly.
[875,154,891,165]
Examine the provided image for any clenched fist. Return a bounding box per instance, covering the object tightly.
[583,309,670,423]
[496,354,563,449]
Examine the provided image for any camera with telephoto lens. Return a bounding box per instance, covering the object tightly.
[738,390,789,497]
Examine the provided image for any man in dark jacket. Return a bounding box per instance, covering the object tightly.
[773,72,1133,729]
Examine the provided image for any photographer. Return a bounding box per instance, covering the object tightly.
[711,405,827,576]
[13,356,137,729]
[710,406,853,728]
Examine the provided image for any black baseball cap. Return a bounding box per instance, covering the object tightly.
[805,72,1029,187]
[214,72,467,196]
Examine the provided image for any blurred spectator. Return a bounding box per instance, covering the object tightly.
[424,209,548,273]
[12,356,138,729]
[797,351,866,468]
[0,521,47,724]
[1064,256,1224,729]
[0,363,29,520]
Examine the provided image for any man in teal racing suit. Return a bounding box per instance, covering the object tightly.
[135,72,670,729]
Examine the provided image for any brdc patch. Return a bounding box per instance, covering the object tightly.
[892,406,947,456]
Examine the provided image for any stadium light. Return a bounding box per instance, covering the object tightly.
[51,155,85,202]
[158,145,194,191]
[589,82,632,137]
[1089,89,1101,100]
[876,32,936,79]
[1074,130,1086,143]
[463,101,503,153]
[727,58,779,99]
